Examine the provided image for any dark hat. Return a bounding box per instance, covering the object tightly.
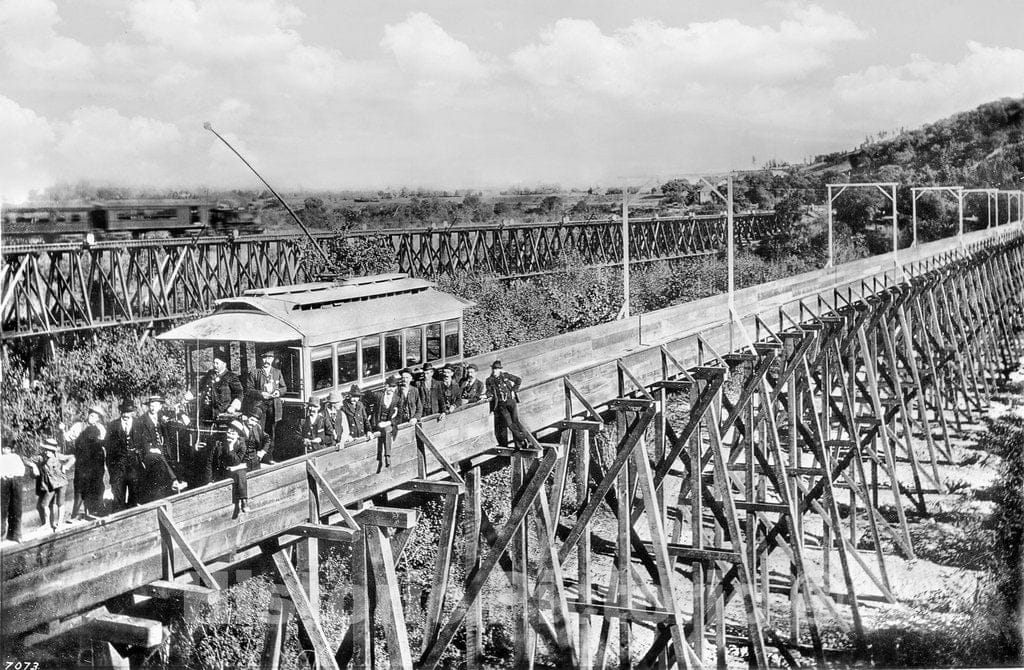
[227,419,248,437]
[385,374,400,387]
[260,349,277,359]
[348,384,361,395]
[400,368,414,377]
[491,360,502,369]
[146,395,165,405]
[41,438,60,452]
[465,363,478,371]
[87,404,107,420]
[306,397,321,409]
[118,399,136,413]
[247,405,265,421]
[213,348,230,363]
[441,365,454,374]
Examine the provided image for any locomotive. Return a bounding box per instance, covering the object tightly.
[0,199,262,243]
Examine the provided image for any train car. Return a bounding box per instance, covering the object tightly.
[1,199,261,242]
[157,272,473,462]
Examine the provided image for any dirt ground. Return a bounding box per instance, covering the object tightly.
[543,390,1015,669]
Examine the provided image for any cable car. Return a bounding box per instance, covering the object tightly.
[157,273,473,462]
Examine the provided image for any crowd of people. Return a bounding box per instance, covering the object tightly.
[0,350,526,543]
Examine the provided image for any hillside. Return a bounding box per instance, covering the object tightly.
[810,96,1024,188]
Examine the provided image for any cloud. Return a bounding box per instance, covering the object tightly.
[52,107,186,185]
[833,41,1024,128]
[510,5,866,106]
[382,12,490,84]
[0,0,95,79]
[0,95,55,201]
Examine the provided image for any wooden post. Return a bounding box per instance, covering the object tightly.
[464,467,483,670]
[577,430,593,670]
[511,455,530,669]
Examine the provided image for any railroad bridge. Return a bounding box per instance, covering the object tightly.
[0,212,776,341]
[3,222,1023,669]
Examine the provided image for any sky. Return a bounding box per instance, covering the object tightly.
[1,0,1022,201]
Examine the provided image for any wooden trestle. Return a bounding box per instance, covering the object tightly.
[0,212,778,340]
[3,224,1023,668]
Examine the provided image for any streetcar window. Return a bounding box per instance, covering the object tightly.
[361,335,382,377]
[426,323,442,362]
[279,348,302,398]
[444,319,460,359]
[384,331,403,374]
[336,341,357,386]
[404,327,422,367]
[311,347,334,391]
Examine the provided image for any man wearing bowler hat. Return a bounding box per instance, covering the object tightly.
[245,349,287,437]
[342,384,372,438]
[323,390,351,447]
[106,399,138,511]
[198,348,243,423]
[485,360,528,449]
[371,375,401,467]
[298,397,326,454]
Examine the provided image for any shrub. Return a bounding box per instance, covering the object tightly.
[0,329,184,456]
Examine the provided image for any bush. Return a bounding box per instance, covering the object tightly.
[0,329,184,456]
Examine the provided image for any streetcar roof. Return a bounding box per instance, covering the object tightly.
[157,273,473,346]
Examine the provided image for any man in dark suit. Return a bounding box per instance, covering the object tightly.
[131,396,166,455]
[297,398,326,454]
[106,399,137,511]
[371,376,400,467]
[417,363,439,414]
[198,348,243,423]
[323,390,351,447]
[397,369,423,424]
[485,360,528,449]
[460,363,485,405]
[431,365,461,416]
[342,384,372,438]
[244,350,287,437]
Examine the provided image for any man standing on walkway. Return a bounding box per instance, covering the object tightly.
[106,399,136,512]
[1,443,35,543]
[485,361,528,449]
[199,349,243,423]
[245,350,286,437]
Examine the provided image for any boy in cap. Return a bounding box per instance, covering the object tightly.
[198,348,243,423]
[71,405,108,520]
[323,390,351,448]
[485,360,528,449]
[33,439,74,531]
[460,363,484,405]
[217,419,252,514]
[244,349,287,437]
[1,442,37,543]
